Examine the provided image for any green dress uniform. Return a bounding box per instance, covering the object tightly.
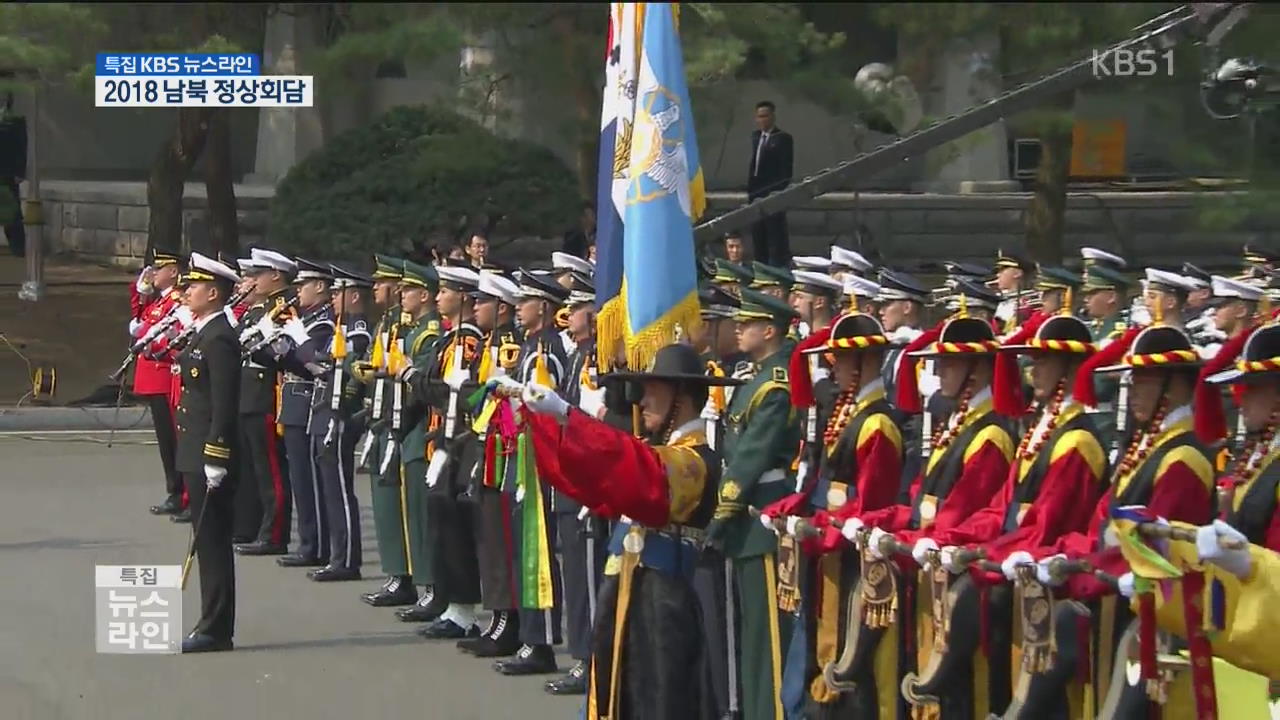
[706,289,802,720]
[1081,261,1131,450]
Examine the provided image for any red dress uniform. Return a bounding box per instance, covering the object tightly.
[132,288,183,396]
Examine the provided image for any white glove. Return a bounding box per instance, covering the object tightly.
[176,306,194,327]
[282,317,309,345]
[939,546,959,574]
[840,516,865,544]
[812,366,831,384]
[128,317,144,337]
[700,400,721,422]
[912,538,940,570]
[204,464,228,490]
[523,382,570,420]
[579,386,606,419]
[395,365,418,383]
[786,516,801,537]
[1002,551,1036,582]
[759,512,777,533]
[493,376,523,396]
[444,367,470,391]
[1196,519,1252,578]
[866,527,892,560]
[1117,572,1136,599]
[254,311,277,338]
[135,268,153,295]
[1037,554,1068,587]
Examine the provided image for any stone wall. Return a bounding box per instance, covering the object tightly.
[705,190,1276,270]
[35,181,273,268]
[30,180,1278,270]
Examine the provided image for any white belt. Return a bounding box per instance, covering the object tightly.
[758,468,786,485]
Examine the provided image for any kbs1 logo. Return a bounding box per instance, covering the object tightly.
[1091,48,1174,78]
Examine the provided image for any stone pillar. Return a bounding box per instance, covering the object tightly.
[246,4,324,186]
[926,33,1016,192]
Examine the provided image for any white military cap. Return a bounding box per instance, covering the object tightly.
[792,256,833,272]
[792,270,843,295]
[477,271,520,305]
[843,274,882,300]
[552,251,594,277]
[830,246,874,274]
[186,252,240,284]
[236,257,262,274]
[1211,275,1264,302]
[1145,268,1200,294]
[1081,247,1127,270]
[437,264,481,290]
[250,247,297,274]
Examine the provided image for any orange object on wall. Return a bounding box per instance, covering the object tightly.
[1070,118,1127,178]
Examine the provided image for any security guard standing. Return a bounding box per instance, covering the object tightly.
[174,252,242,653]
[704,288,802,720]
[355,255,419,607]
[308,263,372,581]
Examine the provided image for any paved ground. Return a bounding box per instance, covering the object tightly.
[0,434,583,720]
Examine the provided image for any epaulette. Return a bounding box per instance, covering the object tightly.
[426,319,441,335]
[772,366,789,384]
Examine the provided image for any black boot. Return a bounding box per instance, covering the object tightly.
[169,508,193,524]
[360,575,417,607]
[418,617,480,640]
[395,587,445,622]
[150,497,182,515]
[544,660,588,695]
[460,610,520,656]
[235,541,287,556]
[493,644,558,675]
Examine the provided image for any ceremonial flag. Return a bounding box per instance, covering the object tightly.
[596,2,707,370]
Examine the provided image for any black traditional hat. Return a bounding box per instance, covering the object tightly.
[801,313,894,354]
[604,343,744,386]
[907,317,1000,358]
[1000,315,1095,355]
[1095,325,1202,373]
[1208,324,1280,384]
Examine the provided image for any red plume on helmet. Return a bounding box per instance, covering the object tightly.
[1073,325,1142,407]
[789,322,835,409]
[992,311,1048,417]
[1194,326,1257,444]
[894,321,944,413]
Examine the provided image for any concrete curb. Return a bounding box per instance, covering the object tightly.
[0,406,153,432]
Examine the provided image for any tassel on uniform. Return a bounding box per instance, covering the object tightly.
[1073,325,1141,407]
[789,324,834,409]
[1194,326,1255,444]
[895,322,944,412]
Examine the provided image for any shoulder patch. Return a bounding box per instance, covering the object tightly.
[426,320,441,334]
[1156,445,1215,491]
[856,413,903,453]
[964,424,1015,464]
[352,319,368,332]
[772,367,789,383]
[1052,429,1106,480]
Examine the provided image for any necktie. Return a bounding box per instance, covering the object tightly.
[754,131,770,177]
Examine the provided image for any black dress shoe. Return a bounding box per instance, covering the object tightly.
[418,618,480,640]
[276,553,327,568]
[360,576,417,606]
[150,498,181,515]
[181,633,233,653]
[545,660,588,695]
[170,508,192,523]
[235,541,287,556]
[494,644,558,675]
[395,590,445,622]
[466,635,521,658]
[308,566,361,582]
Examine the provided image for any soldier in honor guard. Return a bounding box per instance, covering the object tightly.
[234,248,298,556]
[1143,267,1201,335]
[396,262,486,638]
[789,270,843,344]
[992,248,1037,335]
[132,247,189,518]
[1183,263,1226,351]
[457,269,526,657]
[842,273,881,317]
[703,289,802,720]
[306,263,372,582]
[1080,252,1130,345]
[712,258,754,301]
[750,261,794,302]
[691,284,743,374]
[791,254,833,275]
[938,276,1001,326]
[875,270,930,487]
[759,312,905,720]
[387,259,444,621]
[174,252,243,653]
[353,255,418,607]
[269,258,337,570]
[489,269,571,675]
[544,271,613,695]
[1030,265,1080,317]
[512,342,742,719]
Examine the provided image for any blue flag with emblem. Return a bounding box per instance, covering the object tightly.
[596,2,706,371]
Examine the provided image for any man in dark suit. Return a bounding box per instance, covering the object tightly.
[747,100,793,268]
[0,89,26,257]
[174,252,243,653]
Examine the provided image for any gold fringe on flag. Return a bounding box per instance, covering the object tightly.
[623,288,702,372]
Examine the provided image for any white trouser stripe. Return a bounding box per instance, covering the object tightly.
[336,420,353,567]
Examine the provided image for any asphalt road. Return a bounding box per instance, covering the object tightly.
[0,433,583,720]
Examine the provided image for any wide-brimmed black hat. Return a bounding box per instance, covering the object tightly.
[603,343,744,386]
[802,313,895,354]
[1000,315,1095,354]
[908,317,1001,358]
[1095,325,1202,373]
[1208,324,1280,384]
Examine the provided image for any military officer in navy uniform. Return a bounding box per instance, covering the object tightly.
[174,252,243,653]
[273,258,337,569]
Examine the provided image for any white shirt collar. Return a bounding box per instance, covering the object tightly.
[1163,403,1192,429]
[856,378,885,403]
[887,325,922,343]
[669,417,704,443]
[968,385,993,410]
[193,310,219,332]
